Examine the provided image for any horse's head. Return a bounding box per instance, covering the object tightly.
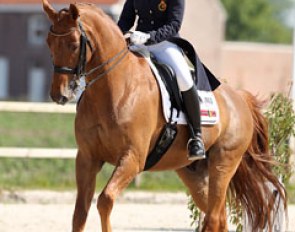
[43,0,92,104]
[43,0,128,105]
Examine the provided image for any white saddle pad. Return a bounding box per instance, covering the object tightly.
[146,56,219,125]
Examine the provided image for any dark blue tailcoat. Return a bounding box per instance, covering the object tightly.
[117,0,184,44]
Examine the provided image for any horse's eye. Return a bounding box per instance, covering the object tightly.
[69,43,79,52]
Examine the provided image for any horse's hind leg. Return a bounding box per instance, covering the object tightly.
[97,150,140,232]
[72,151,103,232]
[176,159,209,213]
[202,147,244,232]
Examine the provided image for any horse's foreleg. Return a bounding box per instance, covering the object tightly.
[97,150,140,232]
[72,151,103,232]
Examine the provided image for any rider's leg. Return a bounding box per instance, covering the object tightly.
[148,41,205,160]
[181,85,206,160]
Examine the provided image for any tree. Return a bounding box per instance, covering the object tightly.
[220,0,293,44]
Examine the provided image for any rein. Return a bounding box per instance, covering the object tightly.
[86,47,128,87]
[49,18,128,89]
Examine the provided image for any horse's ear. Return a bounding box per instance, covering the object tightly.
[69,4,80,21]
[42,0,57,22]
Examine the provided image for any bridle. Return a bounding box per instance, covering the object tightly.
[50,19,92,77]
[49,18,128,90]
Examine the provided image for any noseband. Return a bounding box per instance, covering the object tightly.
[49,18,128,89]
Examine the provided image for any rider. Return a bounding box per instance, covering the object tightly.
[117,0,206,161]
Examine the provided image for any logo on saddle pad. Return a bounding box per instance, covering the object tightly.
[198,91,219,125]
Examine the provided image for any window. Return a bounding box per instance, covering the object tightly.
[27,15,47,46]
[28,66,46,102]
[0,56,9,99]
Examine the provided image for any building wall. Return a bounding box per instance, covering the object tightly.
[221,42,293,98]
[181,0,226,77]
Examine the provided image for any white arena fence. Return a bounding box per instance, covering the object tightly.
[0,147,76,159]
[0,101,76,158]
[0,101,143,185]
[0,101,76,114]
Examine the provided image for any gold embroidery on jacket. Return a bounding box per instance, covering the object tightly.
[158,0,167,12]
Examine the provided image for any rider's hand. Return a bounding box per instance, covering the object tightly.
[130,31,150,45]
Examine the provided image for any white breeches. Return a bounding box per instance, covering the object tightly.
[147,41,193,91]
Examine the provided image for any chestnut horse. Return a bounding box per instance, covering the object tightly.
[43,1,286,231]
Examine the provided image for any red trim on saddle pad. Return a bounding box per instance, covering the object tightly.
[201,110,217,117]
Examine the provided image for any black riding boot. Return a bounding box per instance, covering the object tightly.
[181,86,206,160]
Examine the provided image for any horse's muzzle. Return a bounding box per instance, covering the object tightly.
[58,96,69,105]
[51,93,69,105]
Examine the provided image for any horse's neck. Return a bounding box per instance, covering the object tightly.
[83,11,127,77]
[76,9,152,126]
[80,18,154,119]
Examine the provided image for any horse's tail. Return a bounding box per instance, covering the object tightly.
[229,91,287,231]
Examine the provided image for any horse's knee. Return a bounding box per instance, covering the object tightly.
[97,191,114,215]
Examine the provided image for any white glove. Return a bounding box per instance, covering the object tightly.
[130,31,150,45]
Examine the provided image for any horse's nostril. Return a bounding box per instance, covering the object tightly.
[59,96,69,105]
